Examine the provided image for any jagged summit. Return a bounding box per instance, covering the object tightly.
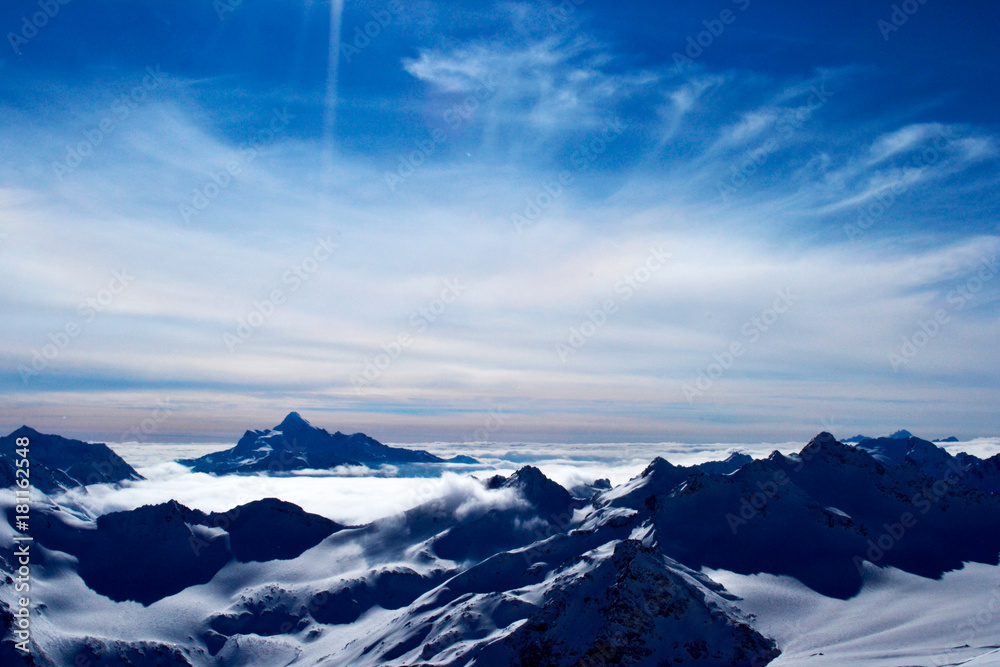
[853,433,1000,492]
[856,434,932,466]
[598,451,757,509]
[181,413,473,474]
[844,430,918,444]
[5,429,1000,665]
[625,431,1000,599]
[694,452,753,475]
[641,456,679,476]
[276,411,311,430]
[793,431,856,463]
[807,431,839,447]
[485,465,579,521]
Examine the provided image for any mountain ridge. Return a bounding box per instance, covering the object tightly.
[0,425,142,493]
[3,429,1000,665]
[181,412,476,474]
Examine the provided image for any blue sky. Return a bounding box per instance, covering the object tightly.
[1,0,999,444]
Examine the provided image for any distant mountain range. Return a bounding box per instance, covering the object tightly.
[0,426,142,493]
[180,412,478,473]
[0,414,476,493]
[842,429,961,443]
[3,429,999,665]
[855,432,1000,493]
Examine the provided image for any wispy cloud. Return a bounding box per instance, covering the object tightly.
[2,1,1000,442]
[403,34,657,133]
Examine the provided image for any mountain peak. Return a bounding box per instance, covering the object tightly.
[505,466,566,497]
[276,411,311,430]
[806,431,839,448]
[641,456,678,476]
[692,452,753,476]
[510,465,547,483]
[890,429,914,439]
[1,425,143,492]
[502,466,576,519]
[182,415,445,473]
[798,432,851,461]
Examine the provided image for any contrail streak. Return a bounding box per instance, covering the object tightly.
[322,0,345,186]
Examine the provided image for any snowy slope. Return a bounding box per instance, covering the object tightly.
[710,561,1000,666]
[349,539,778,666]
[2,431,1000,666]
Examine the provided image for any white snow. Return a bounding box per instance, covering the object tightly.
[707,561,1000,666]
[5,433,1000,666]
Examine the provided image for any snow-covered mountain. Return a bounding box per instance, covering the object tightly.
[18,497,344,605]
[352,538,779,666]
[629,432,1000,599]
[842,429,914,444]
[855,432,1000,492]
[181,412,476,474]
[0,426,142,493]
[692,452,753,475]
[2,430,999,665]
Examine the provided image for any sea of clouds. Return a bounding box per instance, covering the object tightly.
[47,436,1000,526]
